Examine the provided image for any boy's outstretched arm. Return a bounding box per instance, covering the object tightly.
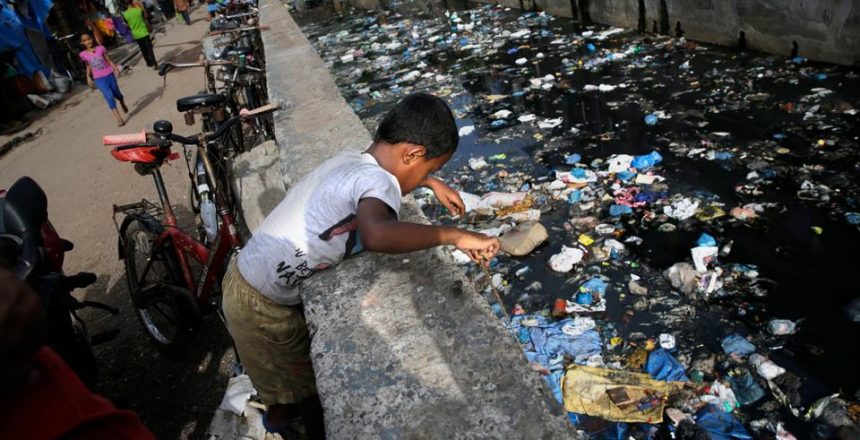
[421,176,465,216]
[357,198,499,264]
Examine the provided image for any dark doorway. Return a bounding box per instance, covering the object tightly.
[637,0,646,33]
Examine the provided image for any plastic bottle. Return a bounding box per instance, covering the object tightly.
[719,240,734,257]
[200,195,218,243]
[195,161,218,242]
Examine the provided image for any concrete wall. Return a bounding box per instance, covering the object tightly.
[251,0,577,437]
[457,0,860,65]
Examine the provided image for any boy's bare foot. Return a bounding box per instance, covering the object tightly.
[118,119,125,127]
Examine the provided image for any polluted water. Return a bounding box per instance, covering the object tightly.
[297,4,860,439]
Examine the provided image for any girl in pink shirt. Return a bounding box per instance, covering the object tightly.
[79,33,129,126]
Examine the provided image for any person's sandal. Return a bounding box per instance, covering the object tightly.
[262,409,302,440]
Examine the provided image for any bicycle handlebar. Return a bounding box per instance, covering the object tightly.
[158,60,236,77]
[166,101,281,145]
[208,25,269,36]
[218,10,258,20]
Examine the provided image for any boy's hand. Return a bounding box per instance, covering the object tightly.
[423,177,465,216]
[454,230,500,266]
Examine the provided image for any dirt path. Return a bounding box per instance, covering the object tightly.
[0,7,235,439]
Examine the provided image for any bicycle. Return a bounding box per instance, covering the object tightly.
[52,32,86,82]
[108,102,280,351]
[161,61,274,240]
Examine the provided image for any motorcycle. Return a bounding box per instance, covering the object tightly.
[0,176,118,389]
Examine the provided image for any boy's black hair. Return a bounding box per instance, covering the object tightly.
[374,93,458,159]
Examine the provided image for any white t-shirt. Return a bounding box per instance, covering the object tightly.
[238,150,402,305]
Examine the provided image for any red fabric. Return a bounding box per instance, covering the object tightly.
[0,347,155,440]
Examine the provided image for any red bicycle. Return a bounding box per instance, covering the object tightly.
[108,103,279,352]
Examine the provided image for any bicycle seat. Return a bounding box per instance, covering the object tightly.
[210,19,239,32]
[176,94,227,112]
[222,46,252,58]
[110,144,173,164]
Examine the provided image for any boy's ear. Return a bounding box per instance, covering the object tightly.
[402,144,428,164]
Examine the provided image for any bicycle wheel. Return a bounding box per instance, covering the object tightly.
[122,218,197,353]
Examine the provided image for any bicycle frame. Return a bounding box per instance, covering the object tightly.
[140,144,240,306]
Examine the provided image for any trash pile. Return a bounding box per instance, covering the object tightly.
[301,5,860,438]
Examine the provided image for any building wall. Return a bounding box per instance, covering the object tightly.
[446,0,860,65]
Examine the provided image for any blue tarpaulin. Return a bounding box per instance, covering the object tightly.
[512,315,602,403]
[0,0,54,75]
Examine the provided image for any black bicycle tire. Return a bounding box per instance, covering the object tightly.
[122,219,195,353]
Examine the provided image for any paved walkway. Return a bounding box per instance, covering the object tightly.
[0,7,236,439]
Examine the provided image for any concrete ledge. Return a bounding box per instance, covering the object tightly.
[257,0,575,437]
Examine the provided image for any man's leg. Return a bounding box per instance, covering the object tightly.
[143,37,157,67]
[135,39,151,67]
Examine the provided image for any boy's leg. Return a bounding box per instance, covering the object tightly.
[221,258,320,434]
[182,11,190,24]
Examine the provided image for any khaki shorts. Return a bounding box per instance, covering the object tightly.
[222,257,317,405]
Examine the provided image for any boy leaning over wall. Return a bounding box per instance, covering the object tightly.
[222,93,501,438]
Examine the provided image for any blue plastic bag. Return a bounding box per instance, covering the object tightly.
[644,114,658,125]
[696,232,717,247]
[581,278,607,296]
[575,291,592,305]
[565,153,581,164]
[646,349,689,382]
[617,171,636,181]
[695,405,753,439]
[721,334,756,356]
[727,372,764,406]
[609,205,633,216]
[631,151,663,170]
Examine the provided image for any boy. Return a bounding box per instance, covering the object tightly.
[222,93,500,437]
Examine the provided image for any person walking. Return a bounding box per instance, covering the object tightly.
[121,0,157,69]
[79,33,129,126]
[175,0,190,25]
